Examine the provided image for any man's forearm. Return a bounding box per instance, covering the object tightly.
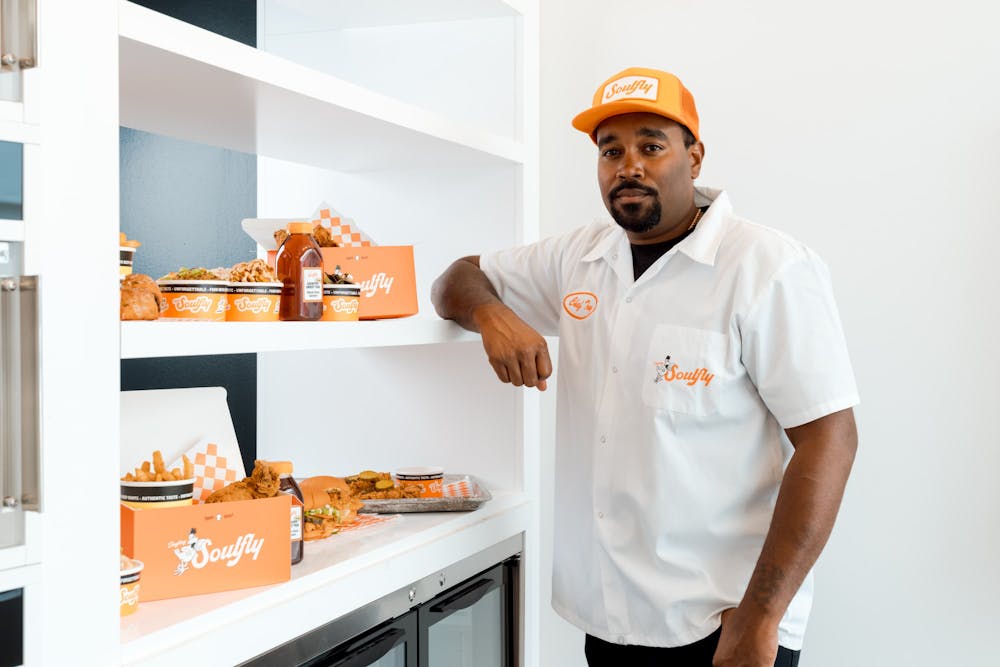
[741,409,858,624]
[431,256,501,332]
[431,255,552,390]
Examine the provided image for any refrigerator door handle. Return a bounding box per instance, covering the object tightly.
[0,276,21,514]
[0,0,38,70]
[17,275,38,511]
[320,627,406,667]
[429,576,500,615]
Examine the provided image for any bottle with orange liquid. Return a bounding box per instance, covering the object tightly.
[276,222,323,321]
[270,461,304,565]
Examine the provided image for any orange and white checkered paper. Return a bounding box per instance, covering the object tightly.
[169,441,244,503]
[442,479,473,498]
[337,513,400,534]
[312,206,373,248]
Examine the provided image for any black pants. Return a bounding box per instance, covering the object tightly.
[585,630,801,667]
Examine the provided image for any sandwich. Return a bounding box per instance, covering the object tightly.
[299,476,365,541]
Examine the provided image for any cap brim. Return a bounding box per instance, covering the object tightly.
[572,100,695,143]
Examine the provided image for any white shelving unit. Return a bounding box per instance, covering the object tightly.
[114,1,540,666]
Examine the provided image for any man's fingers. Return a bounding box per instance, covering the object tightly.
[536,348,552,381]
[489,359,511,384]
[520,352,539,388]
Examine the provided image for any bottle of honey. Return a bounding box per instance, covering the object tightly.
[270,461,304,565]
[276,222,323,321]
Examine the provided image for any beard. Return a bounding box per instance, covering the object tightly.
[611,198,661,233]
[608,182,661,233]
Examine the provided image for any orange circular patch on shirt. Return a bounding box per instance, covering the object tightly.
[563,291,598,320]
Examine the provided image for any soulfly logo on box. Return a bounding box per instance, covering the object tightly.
[358,272,394,298]
[169,527,265,576]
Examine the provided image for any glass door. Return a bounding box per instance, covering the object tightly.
[419,560,516,667]
[301,610,418,667]
[0,587,23,667]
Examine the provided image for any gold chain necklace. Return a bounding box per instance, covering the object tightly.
[686,207,704,231]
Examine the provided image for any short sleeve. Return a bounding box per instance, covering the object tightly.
[740,249,860,428]
[479,234,568,336]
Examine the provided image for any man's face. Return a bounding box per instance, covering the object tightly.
[596,113,704,242]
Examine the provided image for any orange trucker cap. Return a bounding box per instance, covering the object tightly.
[572,67,700,142]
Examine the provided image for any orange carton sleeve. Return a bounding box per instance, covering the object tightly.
[120,495,293,601]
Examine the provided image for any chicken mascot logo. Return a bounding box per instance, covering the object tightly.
[172,528,210,575]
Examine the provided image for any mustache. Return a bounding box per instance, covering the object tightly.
[610,180,658,200]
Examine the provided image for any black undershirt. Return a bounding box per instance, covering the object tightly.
[630,207,709,280]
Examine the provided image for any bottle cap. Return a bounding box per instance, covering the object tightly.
[270,460,294,475]
[287,222,313,234]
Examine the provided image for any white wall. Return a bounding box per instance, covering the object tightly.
[538,1,1000,665]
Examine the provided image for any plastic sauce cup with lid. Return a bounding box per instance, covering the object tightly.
[120,246,137,281]
[120,558,144,617]
[395,466,444,498]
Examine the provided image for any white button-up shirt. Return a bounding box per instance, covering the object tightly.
[480,187,859,649]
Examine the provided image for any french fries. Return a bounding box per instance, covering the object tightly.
[122,451,194,482]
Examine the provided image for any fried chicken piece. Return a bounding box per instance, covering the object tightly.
[120,274,163,320]
[312,224,336,247]
[205,460,281,503]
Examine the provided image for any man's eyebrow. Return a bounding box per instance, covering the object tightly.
[596,133,618,148]
[637,127,670,141]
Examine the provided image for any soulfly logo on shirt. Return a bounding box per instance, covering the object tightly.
[653,355,714,387]
[563,291,598,320]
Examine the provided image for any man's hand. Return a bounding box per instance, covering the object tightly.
[432,256,553,391]
[473,303,552,390]
[713,607,779,667]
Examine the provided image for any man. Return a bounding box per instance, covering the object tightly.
[431,67,859,667]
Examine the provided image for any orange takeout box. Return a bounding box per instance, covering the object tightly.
[262,246,417,320]
[120,494,300,601]
[242,216,417,320]
[320,246,417,320]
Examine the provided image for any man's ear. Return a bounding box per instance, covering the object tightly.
[689,141,705,179]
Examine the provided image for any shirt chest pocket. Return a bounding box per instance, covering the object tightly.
[641,324,728,416]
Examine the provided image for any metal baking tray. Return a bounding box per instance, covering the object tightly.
[358,474,492,513]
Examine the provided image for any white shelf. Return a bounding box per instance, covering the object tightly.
[264,0,523,33]
[120,316,481,359]
[118,1,524,172]
[120,491,529,667]
[0,219,25,242]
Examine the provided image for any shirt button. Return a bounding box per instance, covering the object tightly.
[618,636,626,645]
[612,366,618,374]
[612,253,618,260]
[600,435,606,444]
[597,512,604,519]
[625,296,632,303]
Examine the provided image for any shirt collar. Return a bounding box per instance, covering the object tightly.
[581,186,731,267]
[676,186,730,266]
